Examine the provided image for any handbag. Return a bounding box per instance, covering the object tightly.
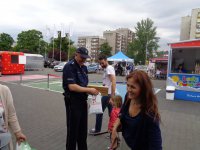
[88,93,103,114]
[16,141,36,150]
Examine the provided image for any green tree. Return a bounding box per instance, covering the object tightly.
[0,33,14,50]
[127,18,159,64]
[156,50,168,57]
[68,46,76,60]
[48,33,74,61]
[99,42,112,57]
[15,29,46,54]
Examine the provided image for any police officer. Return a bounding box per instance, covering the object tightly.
[62,47,99,150]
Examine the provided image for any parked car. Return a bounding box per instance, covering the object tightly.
[135,65,148,72]
[49,60,60,69]
[54,62,67,72]
[44,59,51,68]
[87,63,99,73]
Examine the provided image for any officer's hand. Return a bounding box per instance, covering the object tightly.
[88,88,99,95]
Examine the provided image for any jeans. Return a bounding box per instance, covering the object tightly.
[95,95,113,132]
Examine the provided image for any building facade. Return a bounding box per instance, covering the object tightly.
[180,8,200,40]
[116,28,135,51]
[180,16,191,41]
[77,36,106,60]
[103,28,134,55]
[103,31,123,55]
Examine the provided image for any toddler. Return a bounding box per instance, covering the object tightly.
[108,95,122,150]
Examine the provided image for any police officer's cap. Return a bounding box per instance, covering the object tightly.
[76,47,91,59]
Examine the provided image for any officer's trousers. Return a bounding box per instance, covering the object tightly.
[65,98,88,150]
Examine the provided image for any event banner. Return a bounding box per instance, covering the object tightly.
[168,73,200,92]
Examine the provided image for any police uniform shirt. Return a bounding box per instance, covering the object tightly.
[63,59,89,103]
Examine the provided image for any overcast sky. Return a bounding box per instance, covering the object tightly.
[0,0,199,50]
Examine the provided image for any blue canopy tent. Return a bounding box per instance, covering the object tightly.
[107,51,134,63]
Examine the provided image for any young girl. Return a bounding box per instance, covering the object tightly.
[108,95,122,150]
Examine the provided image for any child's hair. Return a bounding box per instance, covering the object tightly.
[113,95,122,108]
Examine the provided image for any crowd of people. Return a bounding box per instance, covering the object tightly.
[114,62,134,76]
[0,47,162,150]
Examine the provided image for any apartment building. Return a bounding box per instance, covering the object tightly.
[116,28,135,50]
[103,30,123,55]
[180,8,200,40]
[103,28,134,55]
[77,36,106,60]
[180,16,191,41]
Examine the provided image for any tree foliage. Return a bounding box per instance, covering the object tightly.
[1,29,76,61]
[15,29,46,54]
[0,33,14,50]
[127,18,159,65]
[156,50,168,57]
[48,34,74,61]
[99,42,112,57]
[48,45,76,61]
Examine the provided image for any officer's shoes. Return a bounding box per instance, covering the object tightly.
[88,128,100,135]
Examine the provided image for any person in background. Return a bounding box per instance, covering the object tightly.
[107,95,122,150]
[111,70,162,150]
[0,56,2,77]
[125,64,129,76]
[89,54,116,134]
[129,63,134,73]
[0,84,26,150]
[176,64,186,73]
[155,67,161,79]
[62,47,99,150]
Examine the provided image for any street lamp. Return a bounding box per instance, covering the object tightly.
[38,38,41,54]
[145,32,149,65]
[66,33,70,61]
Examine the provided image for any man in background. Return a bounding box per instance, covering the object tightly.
[89,54,116,134]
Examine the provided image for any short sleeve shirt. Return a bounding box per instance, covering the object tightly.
[102,65,115,94]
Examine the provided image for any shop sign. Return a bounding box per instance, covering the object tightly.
[168,73,200,92]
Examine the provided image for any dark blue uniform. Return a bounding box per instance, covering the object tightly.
[63,59,89,150]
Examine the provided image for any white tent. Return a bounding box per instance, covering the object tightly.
[107,51,134,63]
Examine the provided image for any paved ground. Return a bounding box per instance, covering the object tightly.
[1,68,200,150]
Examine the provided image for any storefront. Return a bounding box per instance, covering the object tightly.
[167,39,200,101]
[149,57,168,79]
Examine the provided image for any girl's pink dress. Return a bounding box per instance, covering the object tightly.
[108,108,120,131]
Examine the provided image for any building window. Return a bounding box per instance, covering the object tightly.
[196,29,200,33]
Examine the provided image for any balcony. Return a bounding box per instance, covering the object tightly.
[196,29,200,33]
